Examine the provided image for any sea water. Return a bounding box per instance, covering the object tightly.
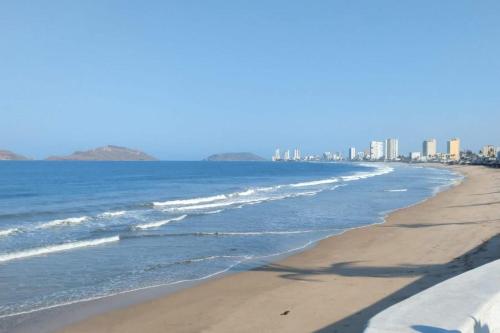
[0,161,460,320]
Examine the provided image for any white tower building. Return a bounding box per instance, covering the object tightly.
[349,147,356,160]
[293,148,301,161]
[370,141,384,160]
[272,148,281,161]
[284,150,291,161]
[385,138,399,160]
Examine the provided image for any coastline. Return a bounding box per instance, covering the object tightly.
[4,165,499,333]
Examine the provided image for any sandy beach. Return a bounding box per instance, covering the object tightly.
[59,165,500,333]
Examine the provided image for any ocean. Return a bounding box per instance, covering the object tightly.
[0,161,460,321]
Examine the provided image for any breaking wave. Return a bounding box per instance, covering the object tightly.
[134,215,188,230]
[384,189,408,192]
[99,211,127,218]
[153,195,227,207]
[0,228,20,237]
[0,236,120,263]
[38,216,90,229]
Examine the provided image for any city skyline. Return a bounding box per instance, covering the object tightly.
[1,1,500,160]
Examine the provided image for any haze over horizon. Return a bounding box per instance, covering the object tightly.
[1,1,499,160]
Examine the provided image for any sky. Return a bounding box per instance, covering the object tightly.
[1,1,499,160]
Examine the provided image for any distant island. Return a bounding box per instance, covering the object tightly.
[46,145,157,161]
[205,152,266,161]
[0,150,29,160]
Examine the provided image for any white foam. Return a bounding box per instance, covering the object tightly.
[0,236,119,263]
[236,189,256,196]
[0,228,19,237]
[134,215,188,230]
[99,211,126,218]
[290,178,338,187]
[164,198,264,211]
[384,189,408,192]
[204,209,224,214]
[38,216,90,229]
[342,165,394,182]
[153,195,227,207]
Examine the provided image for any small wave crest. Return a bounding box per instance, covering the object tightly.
[291,178,338,187]
[38,216,90,229]
[0,228,20,237]
[0,236,120,263]
[98,211,126,218]
[134,215,188,230]
[384,189,407,192]
[153,195,227,207]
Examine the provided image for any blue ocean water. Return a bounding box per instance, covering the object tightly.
[0,161,460,319]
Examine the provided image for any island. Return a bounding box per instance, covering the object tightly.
[46,145,157,161]
[205,152,266,161]
[0,150,30,160]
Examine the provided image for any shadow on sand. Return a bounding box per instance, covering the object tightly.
[251,233,500,332]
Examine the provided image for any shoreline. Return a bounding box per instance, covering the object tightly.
[3,165,499,333]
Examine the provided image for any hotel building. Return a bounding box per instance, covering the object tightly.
[370,141,384,160]
[423,139,437,158]
[349,147,356,160]
[447,138,460,161]
[385,138,399,160]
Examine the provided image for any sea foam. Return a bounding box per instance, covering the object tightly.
[0,228,19,237]
[153,195,227,207]
[99,211,127,218]
[38,216,90,229]
[0,236,119,263]
[134,215,188,230]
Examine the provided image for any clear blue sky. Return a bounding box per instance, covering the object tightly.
[1,1,499,160]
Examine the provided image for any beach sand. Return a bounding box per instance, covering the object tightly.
[59,165,500,333]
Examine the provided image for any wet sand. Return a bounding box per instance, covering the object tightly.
[59,165,500,333]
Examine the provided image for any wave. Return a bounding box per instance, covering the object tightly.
[99,211,127,218]
[0,236,119,263]
[204,209,224,214]
[153,195,227,207]
[384,189,408,192]
[342,165,394,182]
[134,215,188,230]
[37,216,90,229]
[0,228,20,237]
[290,178,338,187]
[152,164,391,214]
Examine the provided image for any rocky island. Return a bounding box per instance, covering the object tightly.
[205,152,266,161]
[0,150,29,160]
[46,145,157,161]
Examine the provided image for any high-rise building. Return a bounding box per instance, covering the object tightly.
[385,138,399,160]
[293,148,301,161]
[272,148,281,161]
[370,141,384,160]
[423,139,437,158]
[349,147,356,160]
[284,149,291,161]
[447,138,460,161]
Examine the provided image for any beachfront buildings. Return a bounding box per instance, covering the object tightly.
[410,152,421,161]
[481,145,497,158]
[423,139,437,158]
[385,138,399,161]
[272,149,281,161]
[293,148,301,161]
[447,138,460,161]
[349,147,356,160]
[370,141,384,160]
